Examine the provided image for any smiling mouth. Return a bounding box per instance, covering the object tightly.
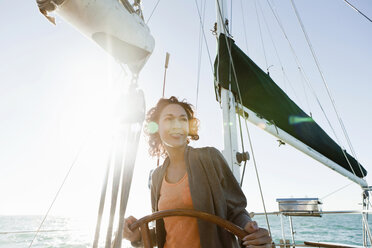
[169,133,184,137]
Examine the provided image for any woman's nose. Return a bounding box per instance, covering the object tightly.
[171,119,182,128]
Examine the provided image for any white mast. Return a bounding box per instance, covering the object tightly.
[215,0,240,181]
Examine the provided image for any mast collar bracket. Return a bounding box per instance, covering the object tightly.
[236,151,250,164]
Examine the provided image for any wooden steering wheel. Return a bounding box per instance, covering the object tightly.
[129,209,249,248]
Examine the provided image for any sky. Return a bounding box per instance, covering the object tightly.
[0,0,372,225]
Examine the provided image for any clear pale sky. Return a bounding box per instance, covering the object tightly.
[0,0,371,221]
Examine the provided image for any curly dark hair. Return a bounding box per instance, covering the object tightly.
[144,96,199,158]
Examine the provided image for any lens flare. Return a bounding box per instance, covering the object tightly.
[147,121,159,134]
[257,123,266,129]
[289,116,314,125]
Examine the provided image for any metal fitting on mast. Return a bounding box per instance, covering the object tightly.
[236,151,250,164]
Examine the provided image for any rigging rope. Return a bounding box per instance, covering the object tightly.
[239,0,250,55]
[265,0,313,101]
[113,125,142,248]
[215,0,272,237]
[242,109,272,236]
[193,0,215,75]
[298,67,312,116]
[104,129,128,248]
[257,0,306,111]
[229,0,233,35]
[2,230,72,235]
[93,141,114,248]
[342,0,372,23]
[320,182,353,200]
[146,0,161,24]
[28,142,86,248]
[253,0,269,73]
[265,0,322,113]
[195,0,207,110]
[92,82,145,248]
[237,107,247,187]
[265,0,361,179]
[290,0,366,178]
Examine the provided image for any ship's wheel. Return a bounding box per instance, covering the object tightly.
[129,209,250,248]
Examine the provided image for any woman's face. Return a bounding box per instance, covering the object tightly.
[158,103,189,149]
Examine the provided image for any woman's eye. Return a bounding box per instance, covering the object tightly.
[180,118,188,122]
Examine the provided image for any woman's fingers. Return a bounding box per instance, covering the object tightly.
[123,216,141,242]
[242,228,272,247]
[242,234,272,246]
[125,216,137,225]
[243,221,272,247]
[124,216,137,232]
[123,222,132,235]
[242,244,273,248]
[243,228,269,240]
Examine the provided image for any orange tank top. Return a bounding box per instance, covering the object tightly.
[158,173,201,248]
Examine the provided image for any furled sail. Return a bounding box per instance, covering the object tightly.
[214,34,367,179]
[36,0,155,75]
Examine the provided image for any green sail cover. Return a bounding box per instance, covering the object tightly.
[214,34,367,178]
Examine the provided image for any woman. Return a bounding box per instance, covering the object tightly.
[123,96,272,248]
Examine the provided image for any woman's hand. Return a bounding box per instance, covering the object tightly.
[123,216,141,242]
[242,221,272,248]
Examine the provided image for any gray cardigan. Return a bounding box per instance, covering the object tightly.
[150,146,251,248]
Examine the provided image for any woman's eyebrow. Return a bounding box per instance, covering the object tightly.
[162,113,187,118]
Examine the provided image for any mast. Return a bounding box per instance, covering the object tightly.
[215,0,240,181]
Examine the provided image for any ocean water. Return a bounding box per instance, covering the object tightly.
[0,214,370,247]
[0,216,93,248]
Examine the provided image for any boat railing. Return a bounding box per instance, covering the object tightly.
[252,210,372,216]
[251,210,370,248]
